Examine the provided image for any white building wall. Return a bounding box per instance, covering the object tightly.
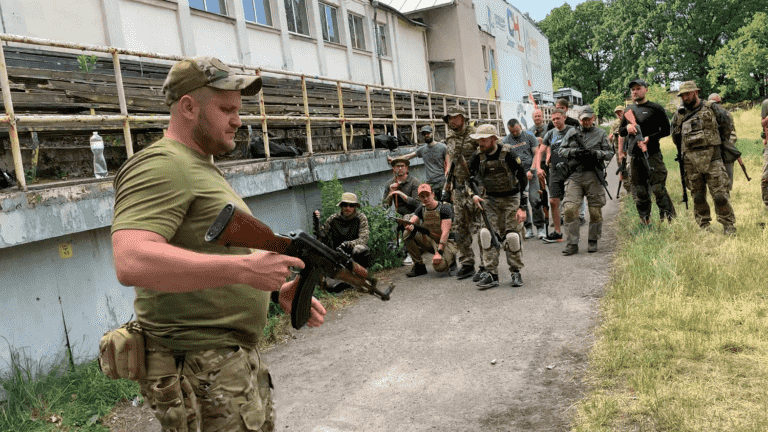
[395,20,429,92]
[19,0,107,46]
[119,1,184,56]
[351,51,375,83]
[246,29,285,69]
[290,38,322,76]
[325,45,350,80]
[190,15,240,63]
[472,0,553,128]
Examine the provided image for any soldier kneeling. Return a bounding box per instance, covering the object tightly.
[403,184,458,277]
[314,192,371,291]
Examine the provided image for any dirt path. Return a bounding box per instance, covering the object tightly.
[105,165,621,432]
[263,174,621,431]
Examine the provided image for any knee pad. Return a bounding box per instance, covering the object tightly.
[562,203,579,221]
[480,228,492,250]
[588,207,602,224]
[713,193,729,207]
[505,231,521,252]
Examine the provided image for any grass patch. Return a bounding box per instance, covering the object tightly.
[574,105,768,431]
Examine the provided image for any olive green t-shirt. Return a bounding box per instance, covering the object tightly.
[112,137,269,351]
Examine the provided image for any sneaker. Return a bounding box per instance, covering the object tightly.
[537,229,546,240]
[406,264,428,277]
[562,244,578,256]
[525,227,534,239]
[472,267,487,282]
[403,254,413,265]
[455,265,475,280]
[510,271,523,287]
[476,273,499,290]
[542,231,563,243]
[587,240,598,253]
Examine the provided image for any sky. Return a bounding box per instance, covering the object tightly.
[519,0,588,22]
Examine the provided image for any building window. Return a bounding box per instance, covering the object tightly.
[243,0,273,26]
[320,3,340,43]
[285,0,310,36]
[482,45,488,71]
[189,0,228,15]
[348,13,366,50]
[374,22,388,57]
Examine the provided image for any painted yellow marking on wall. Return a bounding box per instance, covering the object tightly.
[58,243,73,259]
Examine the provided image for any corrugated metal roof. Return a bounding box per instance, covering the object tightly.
[378,0,455,14]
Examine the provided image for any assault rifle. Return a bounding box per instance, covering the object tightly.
[468,177,503,251]
[387,215,441,242]
[567,131,612,200]
[615,156,627,198]
[535,176,550,238]
[205,203,394,329]
[440,160,455,203]
[623,109,654,175]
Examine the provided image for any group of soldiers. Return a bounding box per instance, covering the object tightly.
[320,78,765,291]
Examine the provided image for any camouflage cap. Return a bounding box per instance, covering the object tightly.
[162,57,262,106]
[469,124,500,140]
[677,81,700,96]
[442,105,468,123]
[337,192,360,207]
[579,105,595,120]
[614,105,625,113]
[420,125,434,133]
[707,93,721,103]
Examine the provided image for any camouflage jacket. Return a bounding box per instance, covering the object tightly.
[445,123,478,185]
[321,211,369,249]
[672,100,733,154]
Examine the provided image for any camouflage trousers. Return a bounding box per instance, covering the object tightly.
[452,187,482,267]
[562,170,606,246]
[140,337,274,432]
[683,147,735,229]
[480,195,524,274]
[630,151,676,220]
[404,232,458,272]
[762,145,768,211]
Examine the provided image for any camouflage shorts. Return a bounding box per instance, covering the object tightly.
[140,339,274,432]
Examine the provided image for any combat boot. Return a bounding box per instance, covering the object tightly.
[562,244,578,256]
[406,264,428,277]
[455,265,475,280]
[587,240,598,253]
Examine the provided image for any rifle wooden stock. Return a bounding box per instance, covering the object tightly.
[205,203,393,329]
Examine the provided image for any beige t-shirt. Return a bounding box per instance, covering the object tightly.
[112,137,269,351]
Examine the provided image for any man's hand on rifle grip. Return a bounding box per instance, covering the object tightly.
[277,278,326,327]
[472,194,484,211]
[246,250,305,292]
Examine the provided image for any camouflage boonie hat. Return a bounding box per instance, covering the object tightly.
[162,57,262,105]
[677,81,700,96]
[614,105,625,113]
[337,192,360,207]
[390,157,410,167]
[442,105,468,123]
[469,124,500,140]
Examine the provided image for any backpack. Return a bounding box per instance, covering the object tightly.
[247,133,304,159]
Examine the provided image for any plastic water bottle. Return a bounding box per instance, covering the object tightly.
[90,132,108,178]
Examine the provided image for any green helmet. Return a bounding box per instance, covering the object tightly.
[677,81,700,96]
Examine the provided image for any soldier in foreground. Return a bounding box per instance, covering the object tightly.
[443,105,483,281]
[467,124,528,288]
[111,57,326,431]
[402,184,458,277]
[558,106,614,255]
[619,78,676,224]
[672,81,736,235]
[503,118,544,239]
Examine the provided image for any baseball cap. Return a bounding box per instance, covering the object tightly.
[420,125,434,134]
[162,57,263,106]
[417,183,433,195]
[628,78,648,88]
[579,106,595,120]
[614,105,624,113]
[469,124,500,140]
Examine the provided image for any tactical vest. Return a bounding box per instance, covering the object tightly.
[422,204,443,238]
[678,100,721,152]
[447,125,477,184]
[478,144,517,194]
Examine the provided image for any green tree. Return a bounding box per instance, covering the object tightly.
[592,90,625,123]
[708,12,768,100]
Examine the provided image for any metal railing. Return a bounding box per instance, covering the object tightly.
[0,33,503,190]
